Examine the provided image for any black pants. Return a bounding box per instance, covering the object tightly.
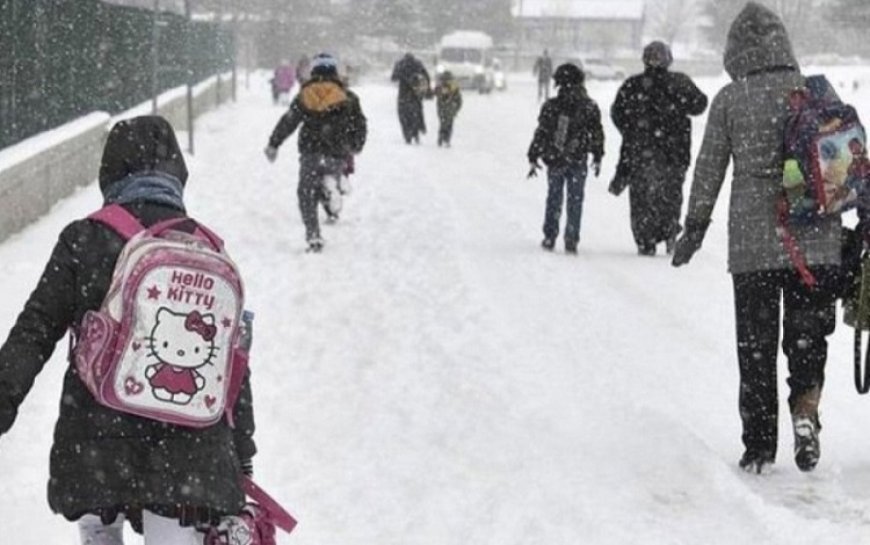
[732,267,837,458]
[628,161,686,250]
[398,96,425,143]
[438,114,455,145]
[298,154,345,242]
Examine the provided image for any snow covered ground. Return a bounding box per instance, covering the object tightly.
[4,69,870,544]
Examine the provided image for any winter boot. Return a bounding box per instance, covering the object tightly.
[306,237,324,253]
[637,243,656,256]
[738,449,775,474]
[792,386,821,472]
[541,238,555,251]
[322,175,343,219]
[565,240,578,254]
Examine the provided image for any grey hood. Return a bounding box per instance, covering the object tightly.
[723,2,798,81]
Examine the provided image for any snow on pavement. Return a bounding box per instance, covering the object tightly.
[3,70,870,544]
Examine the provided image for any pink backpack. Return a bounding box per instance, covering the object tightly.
[73,205,248,428]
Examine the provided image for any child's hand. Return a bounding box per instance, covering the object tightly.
[264,146,278,163]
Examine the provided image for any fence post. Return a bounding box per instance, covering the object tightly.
[151,0,160,114]
[185,0,194,154]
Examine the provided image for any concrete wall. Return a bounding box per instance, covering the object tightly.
[0,76,229,243]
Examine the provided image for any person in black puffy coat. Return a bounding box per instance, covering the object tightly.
[610,41,708,256]
[0,115,257,543]
[265,53,368,252]
[527,63,604,254]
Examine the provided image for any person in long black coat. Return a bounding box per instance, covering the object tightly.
[0,116,256,540]
[391,52,431,144]
[610,41,708,256]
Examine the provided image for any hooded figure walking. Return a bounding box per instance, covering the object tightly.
[610,41,707,256]
[391,52,431,144]
[527,63,604,254]
[672,3,847,474]
[0,116,257,544]
[265,53,368,253]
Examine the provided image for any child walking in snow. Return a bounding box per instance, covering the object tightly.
[434,71,462,147]
[0,116,257,545]
[265,53,368,252]
[527,63,604,254]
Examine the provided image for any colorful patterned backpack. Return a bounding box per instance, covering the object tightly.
[778,75,870,286]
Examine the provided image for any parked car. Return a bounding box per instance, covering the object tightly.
[492,58,507,91]
[580,58,625,80]
[554,52,625,81]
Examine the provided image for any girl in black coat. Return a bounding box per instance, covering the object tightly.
[0,116,256,543]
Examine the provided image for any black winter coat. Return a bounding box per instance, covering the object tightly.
[269,75,367,158]
[528,85,605,168]
[0,117,256,528]
[611,67,707,180]
[391,55,430,103]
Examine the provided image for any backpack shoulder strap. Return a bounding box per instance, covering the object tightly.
[88,204,145,241]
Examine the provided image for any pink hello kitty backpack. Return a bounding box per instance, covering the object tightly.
[73,205,248,428]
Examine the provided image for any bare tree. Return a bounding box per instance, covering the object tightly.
[646,0,702,45]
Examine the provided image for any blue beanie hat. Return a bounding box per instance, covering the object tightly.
[311,53,338,77]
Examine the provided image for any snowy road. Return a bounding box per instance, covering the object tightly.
[4,71,870,544]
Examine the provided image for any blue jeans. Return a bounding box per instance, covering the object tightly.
[543,162,587,244]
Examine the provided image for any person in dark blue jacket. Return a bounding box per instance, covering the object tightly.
[528,63,604,254]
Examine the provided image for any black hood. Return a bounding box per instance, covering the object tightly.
[724,2,798,81]
[99,116,188,193]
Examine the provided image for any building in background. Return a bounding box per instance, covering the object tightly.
[512,0,645,59]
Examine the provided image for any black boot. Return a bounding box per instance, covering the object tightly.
[738,449,775,474]
[565,239,578,254]
[541,238,555,251]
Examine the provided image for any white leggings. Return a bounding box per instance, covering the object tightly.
[79,511,202,545]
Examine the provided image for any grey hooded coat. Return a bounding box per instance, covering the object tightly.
[683,2,841,274]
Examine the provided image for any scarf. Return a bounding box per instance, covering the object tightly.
[103,171,186,212]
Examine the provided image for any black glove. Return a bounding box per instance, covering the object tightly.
[240,458,254,477]
[671,219,710,267]
[591,157,601,178]
[527,160,542,179]
[0,397,17,437]
[264,145,278,163]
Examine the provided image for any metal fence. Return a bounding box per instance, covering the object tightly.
[0,0,233,149]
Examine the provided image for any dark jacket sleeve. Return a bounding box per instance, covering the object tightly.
[672,73,708,117]
[610,79,634,134]
[528,101,557,163]
[268,99,305,149]
[232,370,257,462]
[0,225,78,435]
[587,101,605,163]
[346,91,368,154]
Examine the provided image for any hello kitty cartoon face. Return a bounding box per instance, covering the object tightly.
[147,308,218,369]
